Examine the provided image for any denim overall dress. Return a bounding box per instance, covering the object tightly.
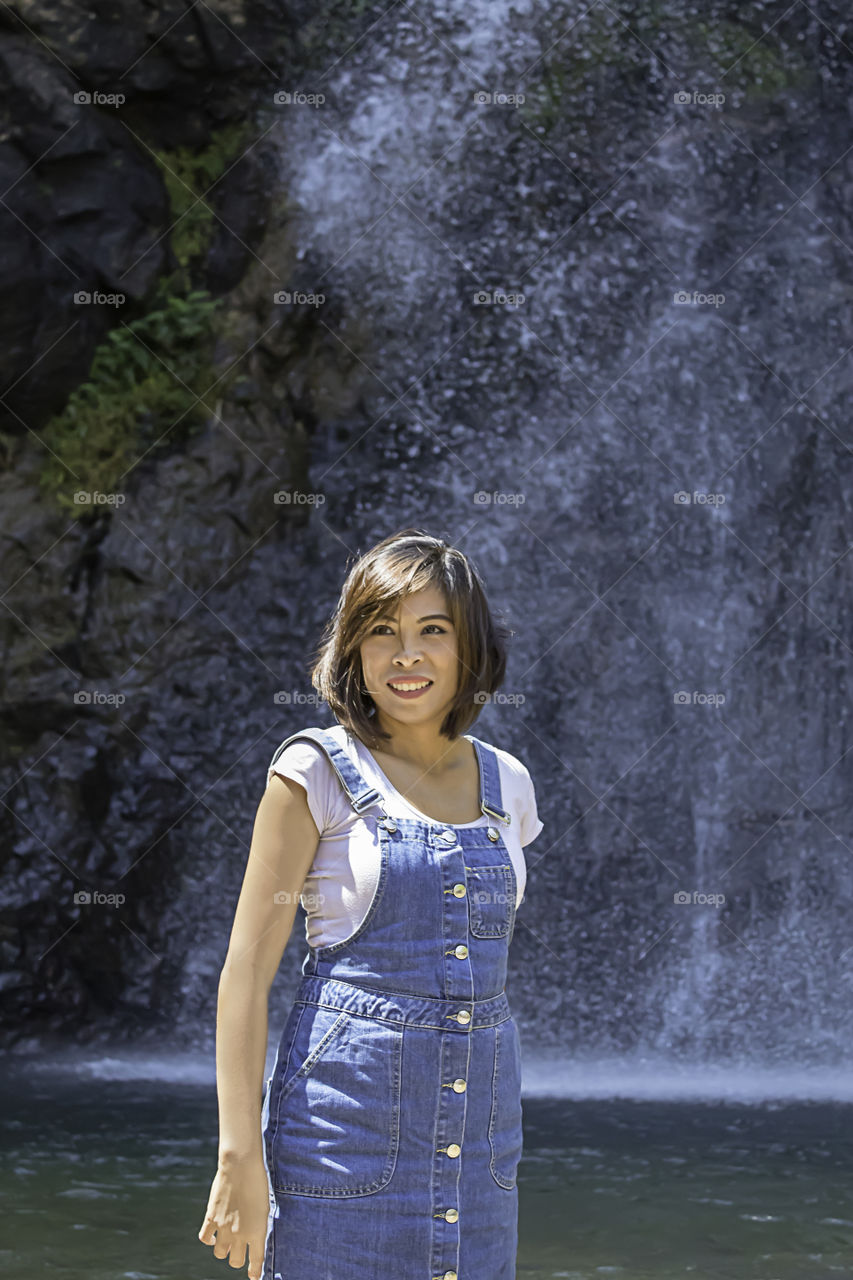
[260,726,523,1280]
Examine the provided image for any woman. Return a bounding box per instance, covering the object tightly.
[198,527,544,1280]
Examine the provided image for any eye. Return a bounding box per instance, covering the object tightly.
[369,624,447,635]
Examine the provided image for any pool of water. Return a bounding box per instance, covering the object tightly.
[519,1096,853,1279]
[2,1062,852,1279]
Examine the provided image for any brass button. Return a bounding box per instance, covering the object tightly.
[452,883,466,897]
[444,1208,459,1223]
[441,830,456,843]
[456,1009,471,1024]
[446,1143,461,1158]
[452,1078,467,1092]
[443,1272,458,1280]
[487,826,500,841]
[380,818,397,832]
[454,944,468,959]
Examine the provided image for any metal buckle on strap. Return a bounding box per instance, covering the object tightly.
[348,787,382,814]
[481,801,511,824]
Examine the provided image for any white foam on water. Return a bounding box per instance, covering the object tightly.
[7,1050,217,1085]
[7,1047,853,1103]
[522,1056,853,1104]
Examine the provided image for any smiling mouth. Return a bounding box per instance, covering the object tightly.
[387,680,433,695]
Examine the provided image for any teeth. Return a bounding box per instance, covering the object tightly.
[389,681,431,691]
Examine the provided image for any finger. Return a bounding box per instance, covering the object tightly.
[227,1238,246,1269]
[213,1231,232,1260]
[248,1237,264,1280]
[198,1217,217,1245]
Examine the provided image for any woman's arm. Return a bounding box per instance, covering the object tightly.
[198,771,320,1278]
[216,771,320,1161]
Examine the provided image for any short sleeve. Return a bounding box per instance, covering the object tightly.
[265,739,343,837]
[518,765,544,847]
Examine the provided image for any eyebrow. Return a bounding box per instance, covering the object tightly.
[375,613,453,623]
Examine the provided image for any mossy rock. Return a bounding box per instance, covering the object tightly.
[38,122,257,516]
[38,287,230,514]
[150,121,255,274]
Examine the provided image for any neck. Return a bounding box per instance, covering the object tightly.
[368,720,467,775]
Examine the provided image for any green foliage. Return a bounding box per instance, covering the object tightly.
[38,123,256,515]
[150,121,254,277]
[39,285,225,514]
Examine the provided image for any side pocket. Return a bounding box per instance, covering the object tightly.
[271,1006,403,1198]
[263,1002,307,1159]
[277,1008,351,1109]
[488,1018,524,1189]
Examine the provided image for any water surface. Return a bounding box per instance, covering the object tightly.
[3,1059,852,1279]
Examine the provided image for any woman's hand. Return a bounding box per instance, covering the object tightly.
[198,1152,271,1280]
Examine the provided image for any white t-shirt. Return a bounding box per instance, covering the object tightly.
[266,724,544,950]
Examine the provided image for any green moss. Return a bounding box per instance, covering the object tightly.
[694,20,808,98]
[517,9,648,135]
[518,7,807,134]
[518,61,569,135]
[150,121,254,278]
[39,287,227,513]
[38,123,256,516]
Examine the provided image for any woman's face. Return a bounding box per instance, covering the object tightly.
[359,584,460,733]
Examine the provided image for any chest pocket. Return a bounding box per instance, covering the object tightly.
[467,862,516,938]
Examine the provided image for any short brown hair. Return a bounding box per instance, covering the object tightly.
[308,528,511,749]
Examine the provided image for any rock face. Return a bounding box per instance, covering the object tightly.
[0,0,289,429]
[0,0,324,1048]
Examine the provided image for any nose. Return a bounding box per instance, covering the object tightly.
[392,642,423,663]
